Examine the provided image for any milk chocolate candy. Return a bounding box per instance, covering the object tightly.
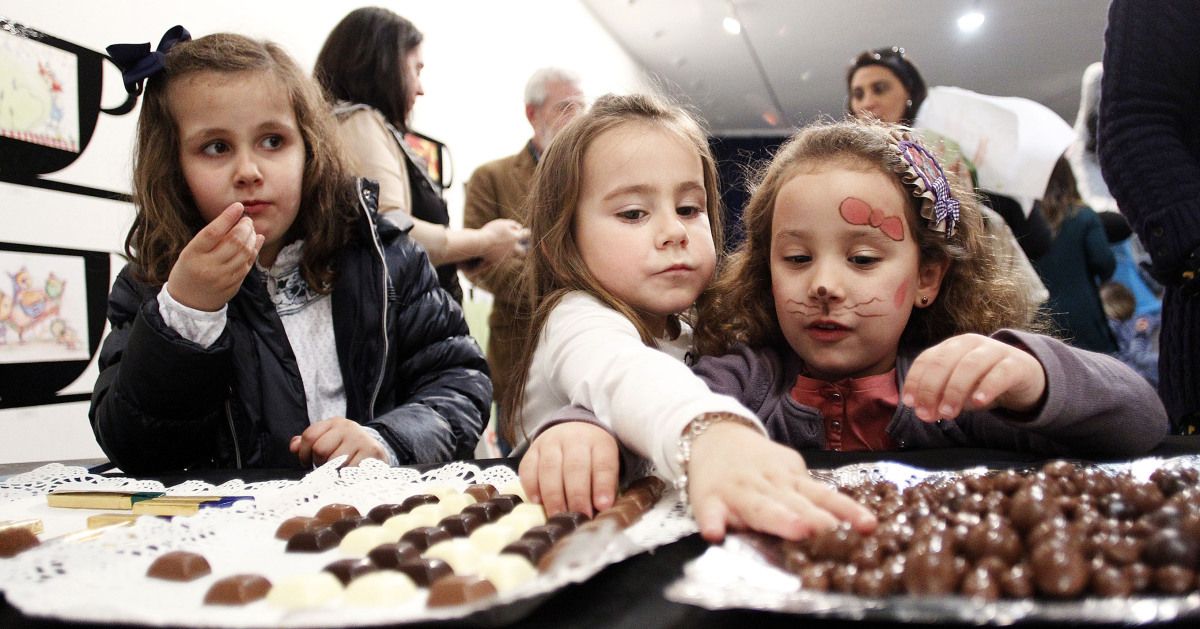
[204,574,272,605]
[394,557,453,586]
[522,523,568,546]
[315,503,360,524]
[331,515,371,538]
[462,501,502,523]
[427,575,498,607]
[439,512,484,537]
[400,526,451,551]
[147,550,211,581]
[0,526,40,558]
[546,511,589,532]
[323,558,378,585]
[367,503,407,524]
[501,538,551,566]
[594,501,641,528]
[400,494,439,512]
[286,526,340,552]
[616,489,656,512]
[275,516,324,541]
[465,483,498,503]
[367,542,420,569]
[626,476,667,500]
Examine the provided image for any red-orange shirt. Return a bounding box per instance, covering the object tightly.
[790,370,899,451]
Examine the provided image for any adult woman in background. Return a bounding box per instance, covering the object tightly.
[315,7,527,303]
[845,47,1052,262]
[1032,157,1118,354]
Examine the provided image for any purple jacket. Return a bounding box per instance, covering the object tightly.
[692,330,1168,457]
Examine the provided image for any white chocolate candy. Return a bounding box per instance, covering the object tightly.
[437,493,474,517]
[468,522,524,555]
[424,484,462,501]
[504,503,547,530]
[266,572,342,609]
[344,571,418,606]
[339,525,395,556]
[424,538,482,575]
[407,503,445,528]
[479,554,537,593]
[382,513,419,538]
[499,481,528,502]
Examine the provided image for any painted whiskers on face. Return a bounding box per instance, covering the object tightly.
[784,296,887,318]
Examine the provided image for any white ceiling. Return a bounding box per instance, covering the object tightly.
[582,0,1109,135]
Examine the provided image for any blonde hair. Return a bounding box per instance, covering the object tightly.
[499,93,724,444]
[695,118,1041,357]
[125,33,358,291]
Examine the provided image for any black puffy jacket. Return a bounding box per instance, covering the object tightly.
[89,180,491,473]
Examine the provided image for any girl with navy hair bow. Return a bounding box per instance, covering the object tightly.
[89,28,490,473]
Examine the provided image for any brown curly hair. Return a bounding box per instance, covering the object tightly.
[694,119,1041,358]
[125,32,358,291]
[499,93,725,444]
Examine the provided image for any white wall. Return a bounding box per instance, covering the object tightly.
[0,0,651,464]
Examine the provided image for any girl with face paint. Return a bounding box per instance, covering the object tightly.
[690,119,1166,457]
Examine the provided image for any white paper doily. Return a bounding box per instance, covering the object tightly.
[0,458,697,627]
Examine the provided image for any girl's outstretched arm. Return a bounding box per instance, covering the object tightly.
[687,420,877,542]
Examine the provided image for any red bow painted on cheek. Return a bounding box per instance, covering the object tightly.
[839,197,905,242]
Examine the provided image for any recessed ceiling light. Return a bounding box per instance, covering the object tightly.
[722,17,742,35]
[957,11,985,33]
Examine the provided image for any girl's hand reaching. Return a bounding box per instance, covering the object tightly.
[903,333,1047,421]
[167,202,264,311]
[687,420,877,542]
[518,421,619,518]
[289,417,388,467]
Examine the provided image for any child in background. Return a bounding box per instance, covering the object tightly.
[504,94,876,541]
[1100,281,1160,387]
[90,28,490,474]
[692,120,1166,456]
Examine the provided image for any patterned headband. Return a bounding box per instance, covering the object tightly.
[888,130,961,237]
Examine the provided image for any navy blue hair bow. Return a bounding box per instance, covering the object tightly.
[106,25,191,96]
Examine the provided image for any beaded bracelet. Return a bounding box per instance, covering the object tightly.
[673,412,758,511]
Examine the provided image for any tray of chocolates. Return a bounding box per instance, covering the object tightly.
[665,456,1200,624]
[0,459,696,627]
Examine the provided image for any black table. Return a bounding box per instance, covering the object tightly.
[4,436,1199,628]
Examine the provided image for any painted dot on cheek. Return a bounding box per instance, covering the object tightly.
[893,279,911,310]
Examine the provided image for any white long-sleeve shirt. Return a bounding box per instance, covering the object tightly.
[518,291,763,481]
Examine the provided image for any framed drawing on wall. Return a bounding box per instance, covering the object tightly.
[0,241,109,408]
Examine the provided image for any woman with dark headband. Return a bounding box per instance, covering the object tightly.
[845,46,1053,269]
[846,46,927,127]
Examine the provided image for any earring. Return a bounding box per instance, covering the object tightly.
[906,99,913,107]
[920,295,929,305]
